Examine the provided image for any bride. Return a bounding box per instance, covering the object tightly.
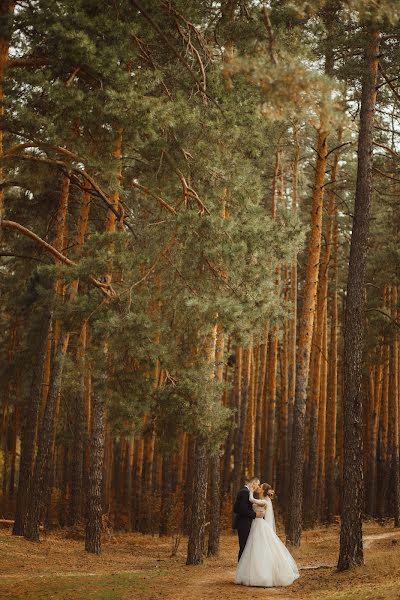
[235,483,299,587]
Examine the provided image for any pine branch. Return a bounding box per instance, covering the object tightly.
[378,63,400,103]
[2,220,115,297]
[129,0,225,115]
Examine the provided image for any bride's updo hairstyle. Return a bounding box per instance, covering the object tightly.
[262,483,271,497]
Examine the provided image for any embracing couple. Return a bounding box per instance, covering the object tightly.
[233,476,299,587]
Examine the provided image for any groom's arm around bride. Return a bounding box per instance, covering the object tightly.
[233,476,262,561]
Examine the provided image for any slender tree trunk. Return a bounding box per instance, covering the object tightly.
[390,286,400,526]
[287,128,300,489]
[378,343,390,520]
[266,330,278,484]
[255,326,269,478]
[208,325,224,556]
[367,357,383,516]
[207,454,221,556]
[316,307,328,519]
[337,26,379,571]
[325,157,339,523]
[159,454,172,536]
[286,122,328,546]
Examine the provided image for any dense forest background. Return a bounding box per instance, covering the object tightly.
[1,0,400,570]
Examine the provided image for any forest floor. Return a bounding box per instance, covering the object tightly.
[1,521,400,600]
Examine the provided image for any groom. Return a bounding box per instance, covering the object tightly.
[233,476,263,561]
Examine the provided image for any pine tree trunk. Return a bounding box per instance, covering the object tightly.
[367,358,383,516]
[266,330,278,484]
[316,308,328,519]
[378,343,390,520]
[305,141,337,525]
[325,158,339,523]
[337,26,379,571]
[85,393,105,554]
[286,122,328,546]
[390,286,400,526]
[186,438,208,565]
[159,454,172,536]
[207,324,224,556]
[68,322,87,525]
[287,129,300,496]
[24,329,69,541]
[184,435,196,534]
[13,312,52,535]
[207,454,221,556]
[255,326,269,478]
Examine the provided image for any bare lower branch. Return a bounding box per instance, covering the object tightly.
[2,220,115,297]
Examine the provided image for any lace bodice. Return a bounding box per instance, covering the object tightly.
[250,491,268,516]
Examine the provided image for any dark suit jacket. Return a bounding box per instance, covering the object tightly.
[232,486,256,529]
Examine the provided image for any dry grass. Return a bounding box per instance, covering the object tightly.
[1,521,400,599]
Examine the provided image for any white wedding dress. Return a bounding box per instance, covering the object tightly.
[235,494,299,587]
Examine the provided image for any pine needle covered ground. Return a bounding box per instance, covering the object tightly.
[1,522,400,600]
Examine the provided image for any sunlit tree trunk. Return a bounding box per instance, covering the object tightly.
[286,121,328,547]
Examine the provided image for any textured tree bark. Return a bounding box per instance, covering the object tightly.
[390,286,400,527]
[254,325,269,478]
[13,313,52,535]
[68,322,87,525]
[337,26,379,571]
[325,159,339,523]
[285,122,328,547]
[266,330,278,484]
[378,343,390,520]
[207,325,224,556]
[207,454,221,556]
[186,438,208,565]
[159,454,172,536]
[85,127,122,552]
[305,143,337,526]
[367,357,383,516]
[24,329,69,541]
[316,307,328,519]
[85,393,106,554]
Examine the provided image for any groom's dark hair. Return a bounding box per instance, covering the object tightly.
[245,476,260,484]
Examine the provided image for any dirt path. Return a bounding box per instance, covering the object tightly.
[1,523,400,599]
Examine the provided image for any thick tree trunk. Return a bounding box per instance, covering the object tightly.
[337,26,379,571]
[68,322,87,525]
[186,438,208,565]
[13,313,52,535]
[207,454,221,556]
[24,329,69,541]
[285,123,328,546]
[85,393,106,554]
